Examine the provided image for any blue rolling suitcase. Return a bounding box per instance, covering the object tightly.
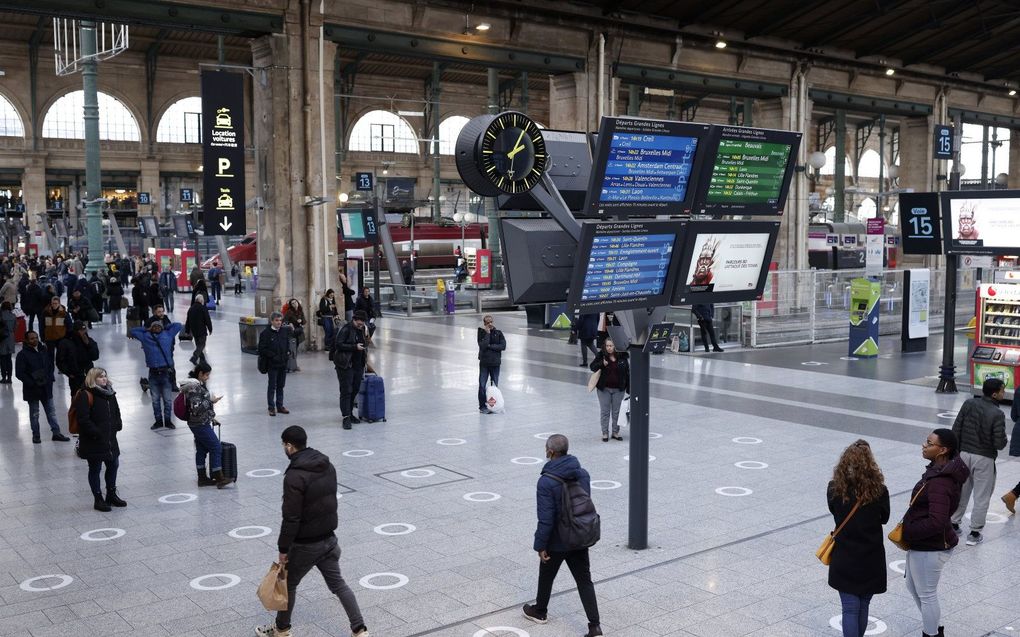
[357,374,386,422]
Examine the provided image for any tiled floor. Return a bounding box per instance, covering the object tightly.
[1,292,1018,637]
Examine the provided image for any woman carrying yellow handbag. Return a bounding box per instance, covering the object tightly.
[824,440,890,637]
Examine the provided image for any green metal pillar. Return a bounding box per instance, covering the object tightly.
[486,67,502,286]
[627,84,641,116]
[80,21,102,273]
[520,72,529,113]
[834,109,846,223]
[728,97,738,125]
[743,97,753,126]
[980,125,989,189]
[430,61,442,223]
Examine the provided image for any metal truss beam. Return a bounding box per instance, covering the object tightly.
[325,24,585,74]
[809,89,931,117]
[614,63,787,99]
[948,107,1020,129]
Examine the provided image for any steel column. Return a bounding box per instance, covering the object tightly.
[429,61,442,223]
[834,109,846,223]
[981,125,989,189]
[627,84,641,116]
[80,21,102,274]
[486,68,503,286]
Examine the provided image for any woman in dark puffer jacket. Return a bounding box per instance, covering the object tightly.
[75,367,126,512]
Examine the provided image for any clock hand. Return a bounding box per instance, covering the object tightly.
[506,143,527,159]
[506,129,527,159]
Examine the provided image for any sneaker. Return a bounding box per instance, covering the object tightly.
[578,362,588,367]
[151,421,163,430]
[522,604,547,624]
[966,531,983,546]
[32,436,41,444]
[268,409,276,417]
[350,415,361,424]
[352,627,370,637]
[254,625,291,637]
[164,421,176,430]
[479,407,490,414]
[52,433,70,442]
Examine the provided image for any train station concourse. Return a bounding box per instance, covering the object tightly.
[3,1,1020,637]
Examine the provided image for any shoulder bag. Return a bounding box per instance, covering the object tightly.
[888,483,926,551]
[816,499,861,565]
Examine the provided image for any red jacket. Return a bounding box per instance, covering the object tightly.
[901,456,969,551]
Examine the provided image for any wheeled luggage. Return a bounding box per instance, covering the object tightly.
[216,423,238,484]
[358,374,386,422]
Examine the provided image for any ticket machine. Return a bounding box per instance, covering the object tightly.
[970,283,1020,399]
[848,277,881,358]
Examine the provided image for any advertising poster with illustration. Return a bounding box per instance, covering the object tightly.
[947,196,1020,252]
[907,268,929,339]
[685,233,770,293]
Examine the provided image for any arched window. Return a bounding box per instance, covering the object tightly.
[0,95,25,137]
[348,110,418,154]
[819,146,854,177]
[438,115,470,155]
[856,197,877,220]
[857,149,885,179]
[156,96,202,143]
[42,90,139,141]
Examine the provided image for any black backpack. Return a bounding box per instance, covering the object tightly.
[544,473,601,550]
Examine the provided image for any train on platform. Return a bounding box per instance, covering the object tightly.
[202,222,489,270]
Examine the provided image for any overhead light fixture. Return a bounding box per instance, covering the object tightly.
[397,110,424,117]
[885,68,895,76]
[382,167,389,175]
[338,192,349,203]
[715,39,727,49]
[475,22,490,31]
[1010,89,1018,97]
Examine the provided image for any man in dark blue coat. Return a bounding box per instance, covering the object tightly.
[523,434,602,637]
[14,331,71,443]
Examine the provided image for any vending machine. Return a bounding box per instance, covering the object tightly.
[971,283,1020,398]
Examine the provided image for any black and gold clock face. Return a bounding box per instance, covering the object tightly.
[478,112,547,194]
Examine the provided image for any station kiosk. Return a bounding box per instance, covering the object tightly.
[970,283,1020,398]
[848,278,881,358]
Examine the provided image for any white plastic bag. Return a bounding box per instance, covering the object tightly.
[485,384,505,414]
[621,395,630,427]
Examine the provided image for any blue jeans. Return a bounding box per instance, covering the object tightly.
[267,367,287,409]
[148,369,173,424]
[1010,419,1020,456]
[211,282,222,302]
[162,292,174,312]
[838,591,873,637]
[322,317,336,348]
[478,365,500,409]
[87,456,119,495]
[190,423,222,472]
[28,398,62,437]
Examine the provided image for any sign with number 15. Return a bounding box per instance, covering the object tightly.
[933,125,953,160]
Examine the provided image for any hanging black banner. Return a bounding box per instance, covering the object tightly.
[201,70,246,236]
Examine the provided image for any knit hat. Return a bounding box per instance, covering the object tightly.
[352,310,368,321]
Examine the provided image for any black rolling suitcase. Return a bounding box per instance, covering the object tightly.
[216,423,238,485]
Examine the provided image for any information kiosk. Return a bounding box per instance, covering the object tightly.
[849,278,881,358]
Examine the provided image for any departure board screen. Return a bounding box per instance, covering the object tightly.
[693,126,801,216]
[583,117,711,217]
[567,220,685,313]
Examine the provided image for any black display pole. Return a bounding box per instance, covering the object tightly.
[627,345,650,549]
[373,191,383,314]
[936,253,958,393]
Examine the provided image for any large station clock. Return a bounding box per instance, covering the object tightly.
[455,111,548,197]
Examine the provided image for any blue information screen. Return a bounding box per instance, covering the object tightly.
[599,134,699,203]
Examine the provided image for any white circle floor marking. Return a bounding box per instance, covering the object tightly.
[734,461,769,470]
[532,432,555,440]
[889,560,905,574]
[732,436,763,444]
[373,523,417,536]
[511,457,543,465]
[79,528,126,542]
[436,438,466,446]
[715,486,753,497]
[966,511,1008,524]
[189,574,241,591]
[400,469,436,478]
[359,572,409,590]
[463,492,501,502]
[227,526,272,539]
[937,412,957,419]
[245,468,281,478]
[590,480,622,490]
[158,493,197,504]
[19,575,73,592]
[649,432,662,439]
[829,615,887,635]
[623,455,656,462]
[473,628,530,637]
[342,449,374,457]
[801,361,828,366]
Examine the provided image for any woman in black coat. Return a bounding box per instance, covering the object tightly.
[185,295,213,364]
[74,367,126,512]
[826,439,890,637]
[589,338,629,442]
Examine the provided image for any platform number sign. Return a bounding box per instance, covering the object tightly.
[180,188,193,203]
[356,172,374,192]
[899,192,942,255]
[933,125,953,160]
[138,192,151,205]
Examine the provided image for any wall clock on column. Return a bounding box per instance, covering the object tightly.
[455,111,548,196]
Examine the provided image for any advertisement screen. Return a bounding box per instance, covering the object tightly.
[941,190,1020,254]
[339,211,366,240]
[671,221,781,305]
[583,117,711,217]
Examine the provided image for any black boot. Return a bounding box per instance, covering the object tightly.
[106,488,127,507]
[212,470,232,489]
[197,469,217,487]
[93,492,112,512]
[584,624,603,637]
[938,628,945,637]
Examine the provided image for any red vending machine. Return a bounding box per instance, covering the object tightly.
[970,283,1020,398]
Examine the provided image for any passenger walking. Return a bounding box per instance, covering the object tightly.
[22,276,45,332]
[185,295,213,365]
[333,310,367,429]
[575,312,599,367]
[317,289,339,349]
[477,314,506,414]
[522,434,602,637]
[0,301,15,383]
[106,276,124,324]
[589,339,628,442]
[159,268,177,312]
[208,265,223,304]
[73,367,126,512]
[56,321,100,397]
[950,377,1007,545]
[258,312,290,416]
[130,320,183,429]
[826,440,890,637]
[254,425,369,637]
[283,299,306,372]
[902,429,968,637]
[231,264,243,295]
[131,274,150,322]
[179,362,232,489]
[693,303,724,352]
[41,296,69,372]
[13,331,70,443]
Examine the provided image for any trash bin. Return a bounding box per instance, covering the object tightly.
[445,287,456,314]
[239,316,269,355]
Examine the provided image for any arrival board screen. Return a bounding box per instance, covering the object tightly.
[693,126,801,216]
[583,117,710,217]
[941,190,1020,255]
[568,220,685,313]
[671,221,781,304]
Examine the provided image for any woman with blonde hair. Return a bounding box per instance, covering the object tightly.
[74,367,125,512]
[826,439,889,637]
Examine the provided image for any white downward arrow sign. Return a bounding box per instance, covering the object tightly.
[219,216,232,231]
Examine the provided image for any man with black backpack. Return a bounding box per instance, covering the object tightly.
[523,434,603,637]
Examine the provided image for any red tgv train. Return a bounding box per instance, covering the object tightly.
[202,223,489,269]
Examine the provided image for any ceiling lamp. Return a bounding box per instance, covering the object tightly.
[475,22,490,31]
[885,68,895,76]
[715,39,727,49]
[1010,89,1018,97]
